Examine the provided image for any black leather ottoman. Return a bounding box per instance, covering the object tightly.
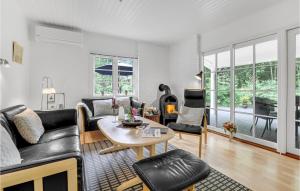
[132,149,210,191]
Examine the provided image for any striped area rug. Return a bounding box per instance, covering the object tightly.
[82,140,251,191]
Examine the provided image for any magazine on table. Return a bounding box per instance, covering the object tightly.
[141,126,161,138]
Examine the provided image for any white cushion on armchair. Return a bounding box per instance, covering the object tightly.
[176,106,204,126]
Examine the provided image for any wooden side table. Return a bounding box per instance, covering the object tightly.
[144,114,160,123]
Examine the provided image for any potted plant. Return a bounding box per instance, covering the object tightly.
[223,121,237,141]
[241,96,250,108]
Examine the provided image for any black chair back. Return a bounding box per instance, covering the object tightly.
[184,89,205,108]
[255,97,275,116]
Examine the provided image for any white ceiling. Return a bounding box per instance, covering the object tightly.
[17,0,285,44]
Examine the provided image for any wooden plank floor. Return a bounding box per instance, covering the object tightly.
[82,131,300,191]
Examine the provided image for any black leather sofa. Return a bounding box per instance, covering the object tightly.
[0,105,85,191]
[79,97,145,131]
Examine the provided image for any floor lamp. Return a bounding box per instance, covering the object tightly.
[195,71,208,144]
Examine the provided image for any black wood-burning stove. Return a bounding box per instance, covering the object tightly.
[159,84,178,125]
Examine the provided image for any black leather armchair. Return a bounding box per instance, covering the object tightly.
[167,89,207,158]
[0,105,85,191]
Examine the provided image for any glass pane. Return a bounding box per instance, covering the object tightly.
[118,58,134,95]
[94,72,113,96]
[208,109,217,127]
[295,34,300,148]
[297,59,300,120]
[297,58,300,98]
[235,68,253,91]
[204,72,211,90]
[255,40,278,63]
[204,54,216,72]
[235,45,253,67]
[210,91,217,109]
[217,70,230,91]
[255,116,277,143]
[205,91,211,107]
[118,74,133,95]
[235,90,253,113]
[296,121,300,149]
[255,91,278,112]
[95,57,113,68]
[217,110,230,128]
[255,62,278,92]
[235,113,253,136]
[217,51,230,70]
[217,91,230,110]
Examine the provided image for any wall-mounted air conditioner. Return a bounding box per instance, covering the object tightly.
[35,25,83,46]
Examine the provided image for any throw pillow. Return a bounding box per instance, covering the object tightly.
[93,99,114,116]
[176,106,204,126]
[116,97,130,107]
[0,125,22,167]
[13,108,45,144]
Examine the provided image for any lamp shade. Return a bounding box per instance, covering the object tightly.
[0,58,10,68]
[195,71,203,80]
[41,76,55,94]
[42,88,56,94]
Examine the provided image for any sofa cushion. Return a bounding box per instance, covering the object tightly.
[82,98,110,116]
[39,125,79,144]
[20,136,80,162]
[93,99,114,116]
[0,113,16,144]
[116,97,130,107]
[35,109,77,131]
[2,105,31,148]
[0,125,22,168]
[13,108,45,144]
[168,122,201,134]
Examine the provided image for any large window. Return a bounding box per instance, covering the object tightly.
[203,36,278,144]
[93,55,138,97]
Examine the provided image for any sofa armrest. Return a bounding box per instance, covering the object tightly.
[0,153,84,191]
[35,109,77,130]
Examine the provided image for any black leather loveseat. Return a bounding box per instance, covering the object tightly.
[79,97,145,131]
[0,105,85,191]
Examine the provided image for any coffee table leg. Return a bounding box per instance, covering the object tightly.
[134,146,144,160]
[145,145,156,157]
[99,145,128,155]
[165,141,168,152]
[116,146,144,191]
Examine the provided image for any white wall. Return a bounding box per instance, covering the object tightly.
[0,0,30,109]
[201,0,299,52]
[169,0,299,102]
[138,42,170,107]
[169,35,201,103]
[28,31,170,109]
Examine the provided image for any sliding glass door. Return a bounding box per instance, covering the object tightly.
[234,37,278,143]
[204,35,278,147]
[204,49,231,131]
[287,28,300,155]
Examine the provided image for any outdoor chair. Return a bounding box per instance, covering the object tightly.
[250,97,276,137]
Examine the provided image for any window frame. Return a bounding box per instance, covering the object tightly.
[92,54,139,98]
